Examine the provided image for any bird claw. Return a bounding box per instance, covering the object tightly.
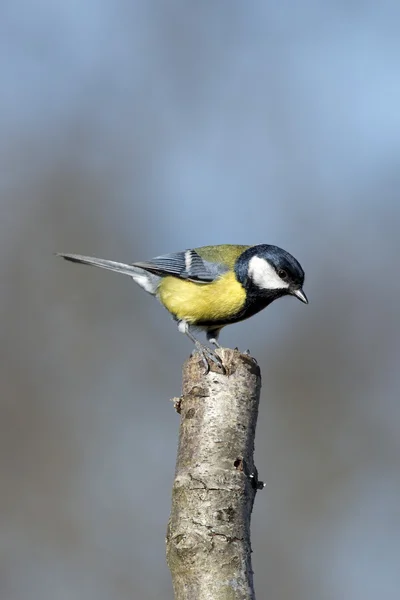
[242,349,258,364]
[194,342,226,374]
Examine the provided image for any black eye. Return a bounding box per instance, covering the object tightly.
[278,269,288,280]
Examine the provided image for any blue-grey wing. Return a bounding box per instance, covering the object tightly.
[133,250,227,283]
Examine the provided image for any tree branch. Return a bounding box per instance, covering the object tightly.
[166,348,262,600]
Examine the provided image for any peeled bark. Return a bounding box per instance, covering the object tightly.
[166,348,262,600]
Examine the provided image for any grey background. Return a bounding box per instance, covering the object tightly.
[1,2,399,599]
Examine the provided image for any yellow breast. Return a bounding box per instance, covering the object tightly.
[157,272,246,324]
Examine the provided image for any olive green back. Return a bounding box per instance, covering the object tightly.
[194,245,251,270]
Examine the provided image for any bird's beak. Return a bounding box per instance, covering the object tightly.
[292,288,308,304]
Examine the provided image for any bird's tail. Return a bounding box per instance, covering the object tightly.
[57,253,160,294]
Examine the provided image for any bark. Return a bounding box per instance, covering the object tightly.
[166,348,262,600]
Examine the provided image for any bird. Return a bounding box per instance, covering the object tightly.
[57,244,307,372]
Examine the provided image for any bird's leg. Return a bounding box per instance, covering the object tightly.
[178,321,224,373]
[206,328,222,348]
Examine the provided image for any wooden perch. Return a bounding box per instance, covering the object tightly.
[166,348,262,600]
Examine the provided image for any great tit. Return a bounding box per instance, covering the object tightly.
[58,244,307,371]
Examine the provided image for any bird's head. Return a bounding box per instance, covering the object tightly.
[235,244,308,304]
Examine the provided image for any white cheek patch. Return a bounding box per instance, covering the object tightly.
[248,256,289,290]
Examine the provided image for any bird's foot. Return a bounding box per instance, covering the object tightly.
[194,342,226,374]
[242,348,258,364]
[232,347,258,364]
[208,338,221,349]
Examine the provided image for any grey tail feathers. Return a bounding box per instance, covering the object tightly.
[56,253,160,294]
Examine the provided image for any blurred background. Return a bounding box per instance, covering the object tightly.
[1,1,399,599]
